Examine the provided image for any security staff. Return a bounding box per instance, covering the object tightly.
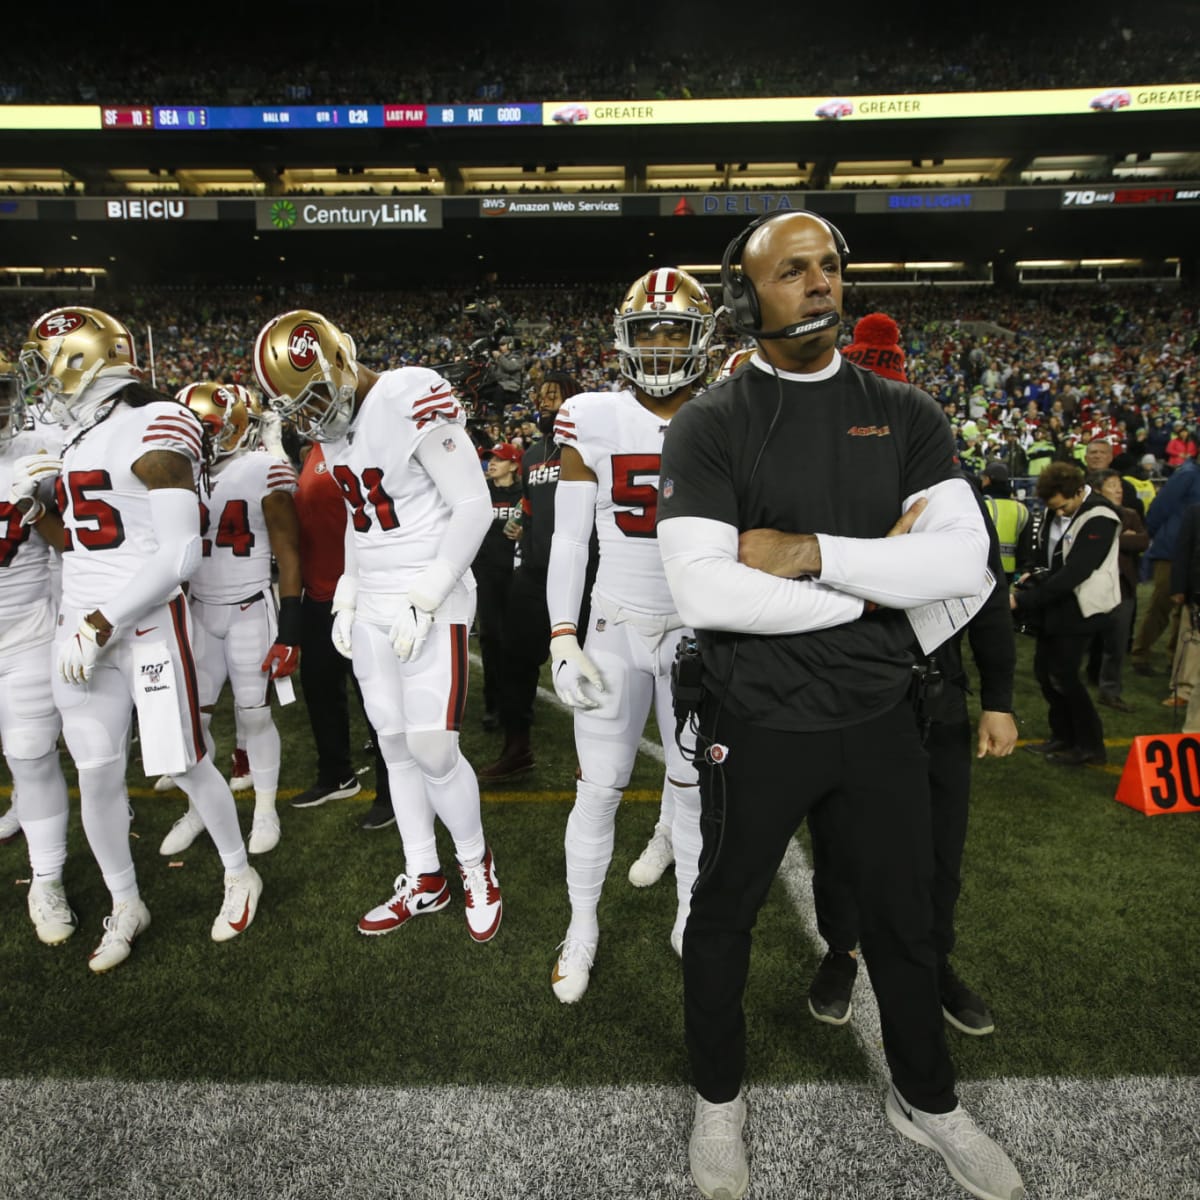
[979,459,1031,582]
[657,211,1022,1200]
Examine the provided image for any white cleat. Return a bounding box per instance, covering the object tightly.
[248,811,281,855]
[28,879,78,946]
[88,899,151,973]
[212,866,263,942]
[153,774,178,793]
[551,934,597,1004]
[159,808,206,856]
[628,822,674,887]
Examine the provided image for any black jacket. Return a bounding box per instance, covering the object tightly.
[1014,490,1120,635]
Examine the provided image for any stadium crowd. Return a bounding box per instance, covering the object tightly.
[2,4,1196,107]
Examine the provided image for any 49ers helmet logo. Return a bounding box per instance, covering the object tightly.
[288,324,321,370]
[37,311,87,339]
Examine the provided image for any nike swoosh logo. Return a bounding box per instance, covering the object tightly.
[135,626,157,636]
[551,964,568,985]
[240,602,256,611]
[229,898,252,932]
[414,893,443,911]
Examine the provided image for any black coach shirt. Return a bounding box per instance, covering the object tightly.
[658,355,960,732]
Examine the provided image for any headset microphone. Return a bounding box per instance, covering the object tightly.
[750,309,841,341]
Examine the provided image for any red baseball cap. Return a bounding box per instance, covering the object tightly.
[481,442,523,464]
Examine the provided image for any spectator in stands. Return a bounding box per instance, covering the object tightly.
[1168,502,1200,730]
[1166,422,1198,473]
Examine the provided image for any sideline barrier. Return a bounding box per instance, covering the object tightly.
[1114,733,1200,815]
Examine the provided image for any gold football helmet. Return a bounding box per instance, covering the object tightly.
[0,356,26,442]
[252,309,358,442]
[716,348,755,380]
[177,382,251,462]
[613,267,716,398]
[18,306,138,425]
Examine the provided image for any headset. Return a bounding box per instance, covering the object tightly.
[719,210,850,340]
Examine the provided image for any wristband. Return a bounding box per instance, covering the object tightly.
[276,595,303,646]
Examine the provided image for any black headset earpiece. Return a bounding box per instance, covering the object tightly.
[719,212,850,337]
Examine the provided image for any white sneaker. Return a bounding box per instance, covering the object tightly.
[153,774,178,793]
[159,808,206,856]
[886,1085,1025,1200]
[0,804,21,844]
[551,933,597,1004]
[28,879,77,945]
[212,866,263,942]
[689,1092,749,1200]
[628,822,674,886]
[88,898,151,973]
[248,811,281,855]
[457,847,502,942]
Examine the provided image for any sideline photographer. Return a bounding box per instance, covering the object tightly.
[1013,461,1121,766]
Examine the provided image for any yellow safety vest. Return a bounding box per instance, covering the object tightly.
[983,496,1030,577]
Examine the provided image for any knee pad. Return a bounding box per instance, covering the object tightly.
[406,729,459,779]
[574,778,622,824]
[234,703,275,738]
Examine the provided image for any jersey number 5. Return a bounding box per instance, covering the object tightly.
[611,453,660,539]
[55,470,126,552]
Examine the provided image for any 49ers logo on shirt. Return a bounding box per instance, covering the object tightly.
[287,324,321,370]
[36,310,88,338]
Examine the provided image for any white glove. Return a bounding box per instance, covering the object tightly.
[550,630,605,710]
[9,453,63,527]
[259,410,287,460]
[58,618,104,684]
[331,575,357,661]
[389,598,434,662]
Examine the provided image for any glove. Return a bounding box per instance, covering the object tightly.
[549,629,605,710]
[259,410,287,460]
[9,453,63,527]
[58,617,105,684]
[261,643,299,678]
[331,575,357,661]
[389,598,434,662]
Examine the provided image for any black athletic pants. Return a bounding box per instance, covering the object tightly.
[1034,630,1105,757]
[684,697,957,1114]
[299,594,389,801]
[810,690,972,962]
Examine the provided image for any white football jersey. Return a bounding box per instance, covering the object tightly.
[323,366,473,598]
[0,428,64,629]
[191,450,298,604]
[58,399,202,613]
[554,388,678,616]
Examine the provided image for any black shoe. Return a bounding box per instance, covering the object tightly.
[291,776,362,809]
[1047,747,1107,767]
[939,960,995,1036]
[360,797,395,830]
[807,949,858,1025]
[1022,739,1071,756]
[1099,693,1134,713]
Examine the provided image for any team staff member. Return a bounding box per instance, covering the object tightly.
[1014,461,1121,767]
[656,213,1022,1200]
[472,442,524,734]
[805,340,1017,1039]
[478,372,596,781]
[290,441,393,827]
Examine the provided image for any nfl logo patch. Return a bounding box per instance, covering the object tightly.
[595,618,606,632]
[662,478,674,499]
[443,437,457,452]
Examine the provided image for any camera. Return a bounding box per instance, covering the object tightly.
[670,635,704,732]
[1015,567,1050,590]
[1012,568,1048,636]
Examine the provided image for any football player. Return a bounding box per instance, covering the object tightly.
[0,358,76,945]
[253,309,502,942]
[17,306,262,973]
[546,267,712,1002]
[157,382,301,858]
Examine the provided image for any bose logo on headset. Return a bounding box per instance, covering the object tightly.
[719,211,850,341]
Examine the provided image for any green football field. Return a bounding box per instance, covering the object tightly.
[2,592,1199,1199]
